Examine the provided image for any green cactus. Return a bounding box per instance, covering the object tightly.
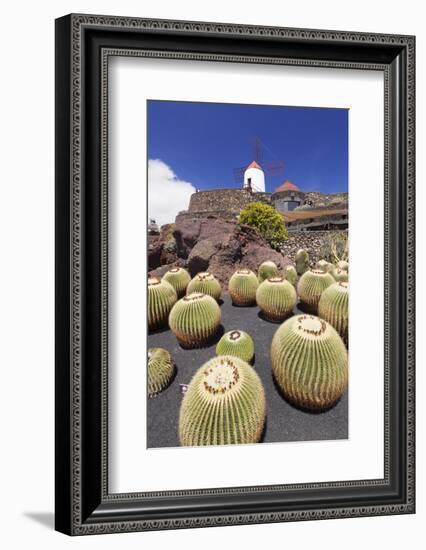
[162,267,191,298]
[228,269,259,306]
[318,281,349,344]
[169,292,221,348]
[315,259,333,273]
[216,330,255,363]
[186,271,222,301]
[331,267,349,282]
[256,276,297,322]
[297,269,335,313]
[271,314,348,411]
[179,355,266,446]
[295,248,310,275]
[258,260,279,283]
[337,260,349,271]
[148,277,177,331]
[283,265,297,285]
[147,347,175,397]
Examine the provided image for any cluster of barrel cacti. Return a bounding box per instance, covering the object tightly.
[146,249,350,446]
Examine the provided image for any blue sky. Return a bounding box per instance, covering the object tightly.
[147,100,348,194]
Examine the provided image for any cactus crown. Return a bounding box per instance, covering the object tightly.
[229,330,243,341]
[237,268,251,275]
[148,277,161,286]
[194,272,214,281]
[183,292,204,302]
[267,276,284,283]
[203,357,240,395]
[296,315,327,338]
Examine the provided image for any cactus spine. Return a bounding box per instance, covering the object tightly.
[295,249,310,275]
[187,272,222,301]
[297,269,335,313]
[283,265,297,285]
[169,292,221,348]
[315,259,333,273]
[271,315,348,411]
[228,269,259,306]
[331,267,349,283]
[179,356,266,446]
[148,277,177,331]
[216,330,255,364]
[318,281,349,344]
[256,277,297,322]
[147,348,175,397]
[163,267,191,298]
[258,260,279,283]
[337,260,349,271]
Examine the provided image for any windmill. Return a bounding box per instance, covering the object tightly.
[233,137,284,192]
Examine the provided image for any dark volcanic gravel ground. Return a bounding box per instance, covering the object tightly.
[147,294,348,448]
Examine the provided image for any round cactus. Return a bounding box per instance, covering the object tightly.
[337,260,349,271]
[318,281,349,344]
[283,265,297,285]
[295,248,310,275]
[186,272,222,301]
[148,277,177,331]
[162,267,191,298]
[169,292,221,348]
[228,269,259,306]
[271,314,348,411]
[331,267,349,282]
[297,269,335,313]
[256,277,297,322]
[179,355,266,446]
[315,259,333,273]
[216,330,255,363]
[147,347,175,397]
[258,260,279,282]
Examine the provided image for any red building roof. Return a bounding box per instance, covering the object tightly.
[275,180,301,193]
[246,160,262,170]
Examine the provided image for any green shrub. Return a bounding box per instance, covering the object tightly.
[239,202,288,248]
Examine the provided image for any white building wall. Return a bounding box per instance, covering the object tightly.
[243,167,266,193]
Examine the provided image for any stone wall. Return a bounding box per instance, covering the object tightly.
[187,188,271,215]
[279,230,347,265]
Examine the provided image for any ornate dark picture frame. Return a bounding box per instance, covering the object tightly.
[55,14,415,536]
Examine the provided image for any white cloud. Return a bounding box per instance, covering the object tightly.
[148,159,195,227]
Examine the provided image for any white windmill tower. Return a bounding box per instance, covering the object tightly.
[243,160,266,193]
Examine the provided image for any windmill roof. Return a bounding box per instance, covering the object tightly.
[246,160,262,170]
[275,180,301,193]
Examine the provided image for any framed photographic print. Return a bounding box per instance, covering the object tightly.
[55,14,415,535]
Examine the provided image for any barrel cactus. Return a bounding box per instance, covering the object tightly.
[331,267,349,283]
[283,265,297,285]
[169,292,221,348]
[337,260,349,271]
[187,272,222,301]
[256,277,297,322]
[297,269,335,313]
[271,314,348,411]
[228,269,259,306]
[179,355,266,446]
[162,267,191,298]
[148,277,177,331]
[147,347,175,397]
[258,260,279,283]
[295,248,310,275]
[315,259,333,273]
[318,281,349,343]
[216,330,255,363]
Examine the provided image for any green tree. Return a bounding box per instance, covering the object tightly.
[239,202,288,249]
